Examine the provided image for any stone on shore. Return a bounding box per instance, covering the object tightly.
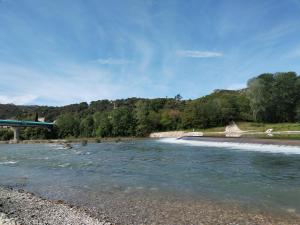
[0,187,112,225]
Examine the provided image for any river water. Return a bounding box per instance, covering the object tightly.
[0,138,300,223]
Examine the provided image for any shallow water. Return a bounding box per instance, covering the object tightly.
[0,139,300,218]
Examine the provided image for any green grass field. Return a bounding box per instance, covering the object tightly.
[236,122,300,132]
[185,122,300,140]
[198,122,300,133]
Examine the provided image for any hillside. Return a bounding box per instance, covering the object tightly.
[0,72,299,141]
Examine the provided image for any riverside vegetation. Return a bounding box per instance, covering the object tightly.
[1,72,300,141]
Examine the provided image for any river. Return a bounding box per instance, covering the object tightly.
[0,138,300,224]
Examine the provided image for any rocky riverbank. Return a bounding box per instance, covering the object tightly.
[0,187,112,225]
[0,137,144,145]
[1,186,300,225]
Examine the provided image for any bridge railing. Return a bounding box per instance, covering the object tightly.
[0,119,54,128]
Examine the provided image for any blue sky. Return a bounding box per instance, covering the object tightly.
[0,0,300,106]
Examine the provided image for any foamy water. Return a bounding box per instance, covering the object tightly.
[158,138,300,155]
[0,161,18,165]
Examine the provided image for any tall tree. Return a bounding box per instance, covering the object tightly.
[247,72,300,122]
[55,113,80,138]
[247,74,276,122]
[93,112,112,137]
[110,107,136,136]
[80,115,94,137]
[135,100,160,136]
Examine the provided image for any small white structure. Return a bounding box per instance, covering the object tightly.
[225,121,243,134]
[150,131,203,138]
[265,129,273,134]
[38,117,46,122]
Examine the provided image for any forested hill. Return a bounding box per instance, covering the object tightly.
[0,72,300,140]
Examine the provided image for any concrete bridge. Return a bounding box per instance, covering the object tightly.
[0,119,54,143]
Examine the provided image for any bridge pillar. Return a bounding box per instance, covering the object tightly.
[10,127,20,143]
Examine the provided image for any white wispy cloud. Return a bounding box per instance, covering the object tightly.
[0,61,168,106]
[95,58,132,65]
[0,63,117,105]
[177,50,223,58]
[0,94,37,105]
[252,22,300,46]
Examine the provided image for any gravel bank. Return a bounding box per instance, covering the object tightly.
[1,186,300,225]
[80,189,300,225]
[0,187,112,225]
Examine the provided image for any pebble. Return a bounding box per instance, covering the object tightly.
[0,187,112,225]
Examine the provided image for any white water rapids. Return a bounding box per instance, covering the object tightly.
[158,138,300,155]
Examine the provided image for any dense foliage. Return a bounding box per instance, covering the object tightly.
[0,72,299,140]
[247,72,300,122]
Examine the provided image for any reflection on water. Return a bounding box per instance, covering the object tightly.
[0,139,300,215]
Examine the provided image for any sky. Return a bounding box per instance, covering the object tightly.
[0,0,300,106]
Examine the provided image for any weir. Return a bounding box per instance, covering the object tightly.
[0,119,54,143]
[159,137,300,155]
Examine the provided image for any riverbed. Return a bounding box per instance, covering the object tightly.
[0,138,300,224]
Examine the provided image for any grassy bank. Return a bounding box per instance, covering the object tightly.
[198,122,300,133]
[185,122,300,140]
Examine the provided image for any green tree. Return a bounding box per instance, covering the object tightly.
[135,101,160,136]
[272,72,299,122]
[93,112,112,137]
[247,72,299,122]
[247,74,276,122]
[110,107,136,136]
[21,127,53,140]
[295,102,300,122]
[174,94,182,101]
[55,113,80,138]
[181,100,203,129]
[160,109,181,130]
[0,129,13,141]
[80,115,94,137]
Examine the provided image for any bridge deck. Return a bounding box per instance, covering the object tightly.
[0,119,53,128]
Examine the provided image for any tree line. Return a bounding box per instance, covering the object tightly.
[0,72,299,141]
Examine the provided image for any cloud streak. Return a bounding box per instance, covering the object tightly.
[177,50,223,58]
[0,0,299,105]
[95,58,132,65]
[0,61,171,106]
